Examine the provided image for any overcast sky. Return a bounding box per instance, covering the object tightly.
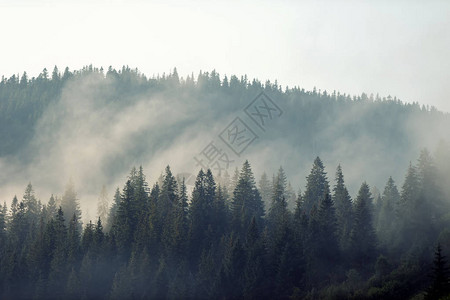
[1,0,449,111]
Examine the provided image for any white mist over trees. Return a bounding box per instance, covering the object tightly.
[0,151,449,298]
[1,66,450,298]
[1,66,450,213]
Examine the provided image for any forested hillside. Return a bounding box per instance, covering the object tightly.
[1,152,450,299]
[1,66,450,204]
[1,66,450,299]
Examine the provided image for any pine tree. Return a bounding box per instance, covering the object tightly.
[188,169,216,265]
[10,195,19,221]
[47,195,58,221]
[113,180,136,260]
[266,167,292,263]
[66,213,81,267]
[82,220,95,255]
[426,244,450,300]
[231,161,264,238]
[316,193,339,264]
[160,165,179,254]
[213,184,229,239]
[350,182,377,269]
[332,165,353,251]
[243,216,266,299]
[377,177,400,249]
[133,166,149,218]
[417,149,442,248]
[397,163,421,253]
[106,188,121,232]
[61,180,82,230]
[219,234,245,299]
[303,157,330,215]
[22,183,40,225]
[48,208,68,298]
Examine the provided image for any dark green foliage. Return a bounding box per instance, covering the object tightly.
[0,154,448,299]
[303,157,330,215]
[231,160,265,238]
[350,182,377,270]
[376,177,400,251]
[426,244,450,300]
[333,165,353,251]
[188,169,217,266]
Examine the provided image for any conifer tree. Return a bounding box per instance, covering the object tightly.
[188,169,216,265]
[61,180,82,230]
[397,163,421,252]
[332,165,353,251]
[23,183,40,225]
[46,195,57,221]
[231,161,264,238]
[303,157,330,215]
[376,176,400,249]
[350,182,377,268]
[106,188,121,232]
[426,244,450,300]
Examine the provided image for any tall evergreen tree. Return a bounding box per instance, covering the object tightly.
[350,182,377,269]
[332,165,353,251]
[188,169,216,265]
[426,244,450,300]
[106,188,121,232]
[61,180,82,230]
[231,161,264,238]
[113,180,136,259]
[303,157,330,215]
[46,195,58,221]
[266,167,291,263]
[22,183,40,225]
[398,163,421,253]
[376,176,400,250]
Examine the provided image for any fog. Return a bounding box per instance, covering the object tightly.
[0,71,449,225]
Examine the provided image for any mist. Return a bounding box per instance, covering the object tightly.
[1,68,449,222]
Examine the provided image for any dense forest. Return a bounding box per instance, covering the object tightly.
[1,66,450,299]
[1,151,450,299]
[1,66,450,201]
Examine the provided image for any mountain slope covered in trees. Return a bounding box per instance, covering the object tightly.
[1,66,450,205]
[1,66,450,298]
[1,153,450,299]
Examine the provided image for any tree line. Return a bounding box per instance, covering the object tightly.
[0,149,449,299]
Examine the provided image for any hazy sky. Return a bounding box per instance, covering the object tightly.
[1,0,450,111]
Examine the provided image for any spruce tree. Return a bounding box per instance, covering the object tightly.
[426,244,450,300]
[332,165,353,251]
[398,163,421,253]
[22,183,40,225]
[377,176,400,249]
[61,180,82,230]
[350,182,377,268]
[188,169,216,265]
[303,157,330,215]
[231,161,264,238]
[106,188,121,232]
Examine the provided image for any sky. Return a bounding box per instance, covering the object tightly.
[1,0,450,111]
